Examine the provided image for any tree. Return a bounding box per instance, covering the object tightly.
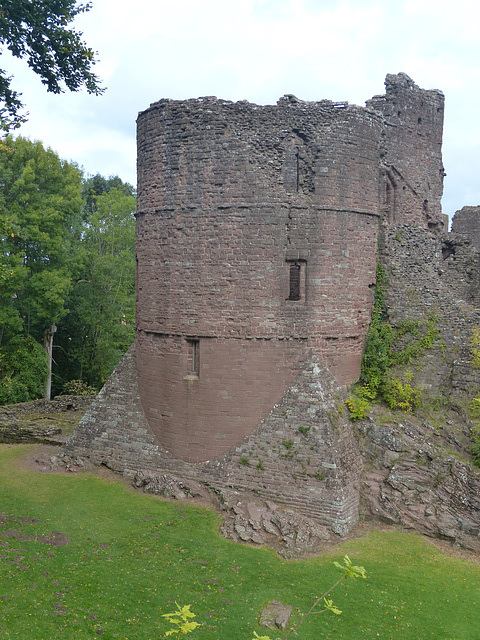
[0,0,103,130]
[53,182,136,392]
[82,173,136,217]
[0,334,47,404]
[0,135,83,339]
[0,135,83,401]
[0,139,135,403]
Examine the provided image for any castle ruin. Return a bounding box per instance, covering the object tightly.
[66,74,453,538]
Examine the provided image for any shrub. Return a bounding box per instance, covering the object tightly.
[0,335,48,405]
[358,262,439,414]
[297,425,311,436]
[62,379,98,396]
[382,372,422,412]
[471,327,480,369]
[346,394,371,421]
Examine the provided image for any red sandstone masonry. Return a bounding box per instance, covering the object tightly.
[65,74,445,536]
[136,74,444,464]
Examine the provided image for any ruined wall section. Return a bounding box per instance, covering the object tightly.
[136,96,384,212]
[451,206,480,249]
[380,223,480,396]
[136,97,381,463]
[367,73,445,228]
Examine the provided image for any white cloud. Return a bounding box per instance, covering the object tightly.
[5,0,480,214]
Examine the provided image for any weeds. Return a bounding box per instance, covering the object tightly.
[163,556,367,639]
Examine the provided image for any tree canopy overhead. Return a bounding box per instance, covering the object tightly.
[0,0,104,130]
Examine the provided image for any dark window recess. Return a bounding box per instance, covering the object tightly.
[187,339,199,375]
[442,242,455,260]
[289,263,301,300]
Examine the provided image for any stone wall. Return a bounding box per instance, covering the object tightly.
[451,205,480,249]
[366,73,445,228]
[357,210,480,551]
[380,220,480,397]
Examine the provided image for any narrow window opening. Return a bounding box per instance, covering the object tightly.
[187,339,200,376]
[286,259,306,302]
[289,263,301,300]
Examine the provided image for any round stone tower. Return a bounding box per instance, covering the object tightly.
[135,95,384,462]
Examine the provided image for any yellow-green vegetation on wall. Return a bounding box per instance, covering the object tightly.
[347,263,442,420]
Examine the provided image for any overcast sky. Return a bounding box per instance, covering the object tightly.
[4,0,480,221]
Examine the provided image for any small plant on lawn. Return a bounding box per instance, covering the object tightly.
[282,438,294,449]
[162,603,201,636]
[162,555,366,639]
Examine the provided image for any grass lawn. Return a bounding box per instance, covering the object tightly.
[0,444,479,639]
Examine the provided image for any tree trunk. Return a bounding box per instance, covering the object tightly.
[43,323,57,401]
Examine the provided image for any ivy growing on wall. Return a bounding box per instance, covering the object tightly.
[347,262,441,419]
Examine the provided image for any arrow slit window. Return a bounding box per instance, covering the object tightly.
[286,260,306,302]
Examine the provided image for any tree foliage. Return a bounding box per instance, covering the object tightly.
[0,134,83,343]
[0,137,135,403]
[54,184,136,392]
[0,0,103,130]
[0,334,48,404]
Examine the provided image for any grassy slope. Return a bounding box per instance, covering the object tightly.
[0,444,479,640]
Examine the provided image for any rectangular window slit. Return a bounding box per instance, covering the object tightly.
[289,263,301,300]
[187,339,199,375]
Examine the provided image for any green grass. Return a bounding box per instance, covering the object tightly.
[1,444,480,639]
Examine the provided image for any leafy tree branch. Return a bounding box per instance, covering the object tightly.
[0,0,104,130]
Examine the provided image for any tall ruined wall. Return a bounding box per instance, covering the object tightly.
[381,222,480,395]
[451,205,480,248]
[367,73,445,228]
[357,214,480,551]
